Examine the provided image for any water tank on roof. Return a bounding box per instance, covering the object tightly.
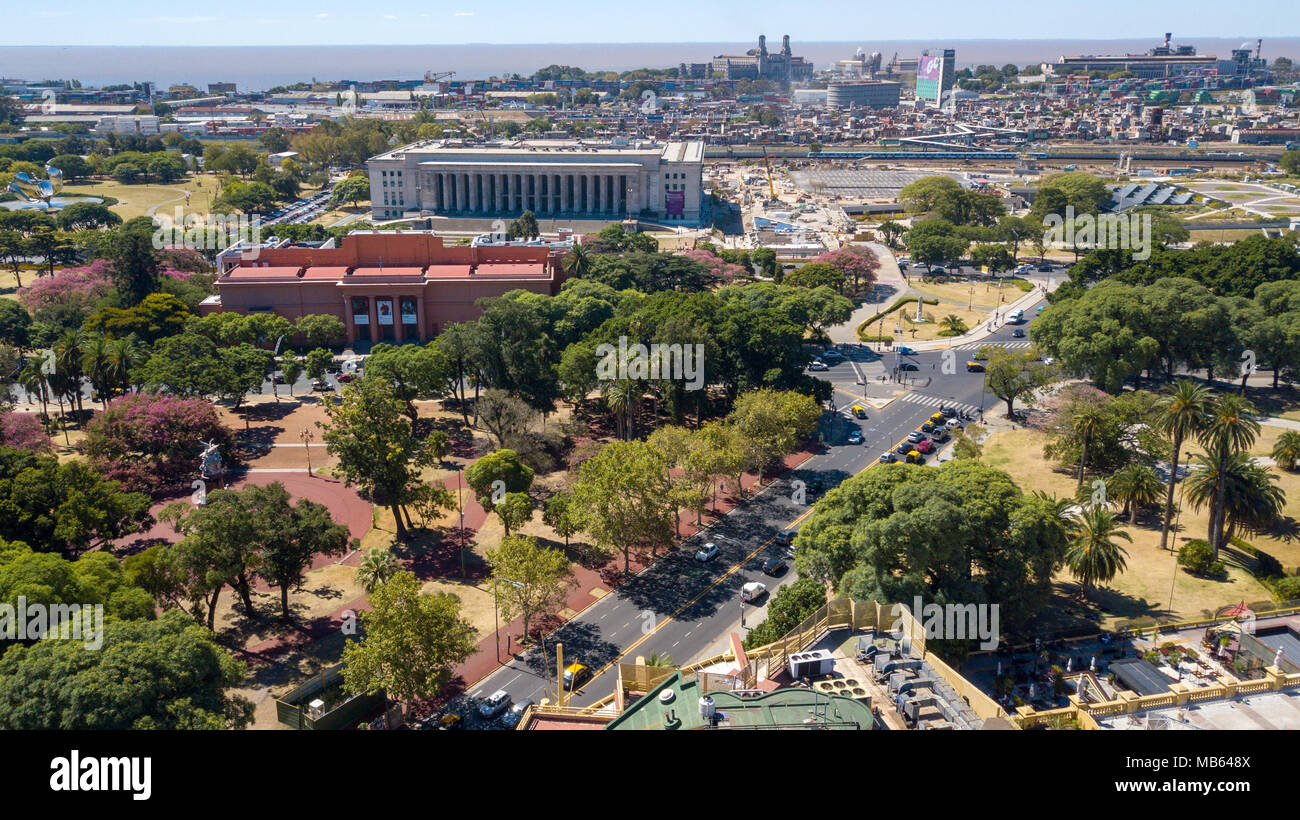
[699,696,716,720]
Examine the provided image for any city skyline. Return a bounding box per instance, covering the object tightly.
[7,0,1300,47]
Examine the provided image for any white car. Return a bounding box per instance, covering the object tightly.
[478,689,511,719]
[809,361,828,371]
[695,542,719,562]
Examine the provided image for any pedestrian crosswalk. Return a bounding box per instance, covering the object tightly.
[953,341,1033,351]
[899,393,980,415]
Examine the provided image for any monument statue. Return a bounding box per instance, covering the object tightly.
[7,163,64,211]
[198,440,225,480]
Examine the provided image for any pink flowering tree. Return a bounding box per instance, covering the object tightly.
[0,411,54,454]
[81,393,235,495]
[681,248,749,286]
[17,260,115,317]
[812,246,880,295]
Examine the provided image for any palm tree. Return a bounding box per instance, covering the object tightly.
[601,379,638,441]
[1064,505,1132,598]
[1154,379,1210,551]
[646,651,676,668]
[104,334,145,397]
[562,243,591,279]
[1185,450,1284,546]
[1198,394,1260,553]
[939,314,968,335]
[1072,403,1108,488]
[80,333,113,408]
[17,358,49,418]
[51,330,86,421]
[355,547,399,594]
[1272,430,1300,472]
[1107,463,1165,525]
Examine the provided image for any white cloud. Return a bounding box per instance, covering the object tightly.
[454,11,474,16]
[315,12,329,18]
[383,14,398,19]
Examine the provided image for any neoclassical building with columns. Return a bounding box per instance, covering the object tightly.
[367,138,705,224]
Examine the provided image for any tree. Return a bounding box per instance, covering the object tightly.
[783,262,845,293]
[295,313,347,349]
[103,225,160,306]
[0,448,152,555]
[159,489,265,623]
[569,439,675,575]
[486,534,576,643]
[320,378,432,540]
[1072,403,1108,488]
[475,388,537,449]
[938,313,968,336]
[983,347,1056,417]
[1272,431,1300,472]
[742,577,827,649]
[1154,379,1210,550]
[280,354,304,396]
[727,388,821,481]
[355,547,399,593]
[0,609,253,729]
[1197,394,1260,553]
[1185,449,1283,547]
[799,460,1067,633]
[340,571,476,709]
[82,392,234,494]
[330,176,371,208]
[248,482,354,619]
[465,449,534,512]
[1107,463,1164,525]
[1063,505,1131,598]
[495,491,534,535]
[303,347,334,381]
[542,490,581,547]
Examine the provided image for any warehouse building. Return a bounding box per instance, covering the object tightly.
[367,138,705,224]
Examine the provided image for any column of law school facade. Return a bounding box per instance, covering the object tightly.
[202,232,566,347]
[367,139,705,224]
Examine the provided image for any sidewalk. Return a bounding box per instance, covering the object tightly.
[901,283,1052,352]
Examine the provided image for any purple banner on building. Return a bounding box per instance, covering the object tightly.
[665,190,685,217]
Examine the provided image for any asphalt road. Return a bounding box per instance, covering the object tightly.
[455,294,1048,727]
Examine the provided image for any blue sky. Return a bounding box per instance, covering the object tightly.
[7,0,1298,46]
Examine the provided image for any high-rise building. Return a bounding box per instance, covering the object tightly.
[915,48,955,107]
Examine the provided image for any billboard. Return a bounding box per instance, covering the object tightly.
[665,190,685,217]
[376,298,394,326]
[916,54,944,104]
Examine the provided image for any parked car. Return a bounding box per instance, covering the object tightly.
[336,372,356,383]
[478,690,511,719]
[311,380,331,392]
[847,430,863,445]
[695,542,719,562]
[921,421,937,433]
[946,418,965,430]
[880,452,898,463]
[930,412,946,423]
[742,581,769,602]
[916,439,935,454]
[775,529,797,546]
[966,361,985,372]
[905,449,924,464]
[907,431,926,443]
[895,442,912,455]
[930,428,950,443]
[809,360,828,371]
[436,712,462,730]
[500,698,533,728]
[821,349,844,361]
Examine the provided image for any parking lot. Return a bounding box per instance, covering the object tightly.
[263,186,335,227]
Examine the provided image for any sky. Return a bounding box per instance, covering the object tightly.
[7,0,1299,47]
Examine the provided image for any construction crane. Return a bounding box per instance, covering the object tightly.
[423,71,455,85]
[762,153,778,201]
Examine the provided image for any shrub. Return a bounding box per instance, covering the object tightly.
[1179,539,1225,577]
[1272,575,1300,602]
